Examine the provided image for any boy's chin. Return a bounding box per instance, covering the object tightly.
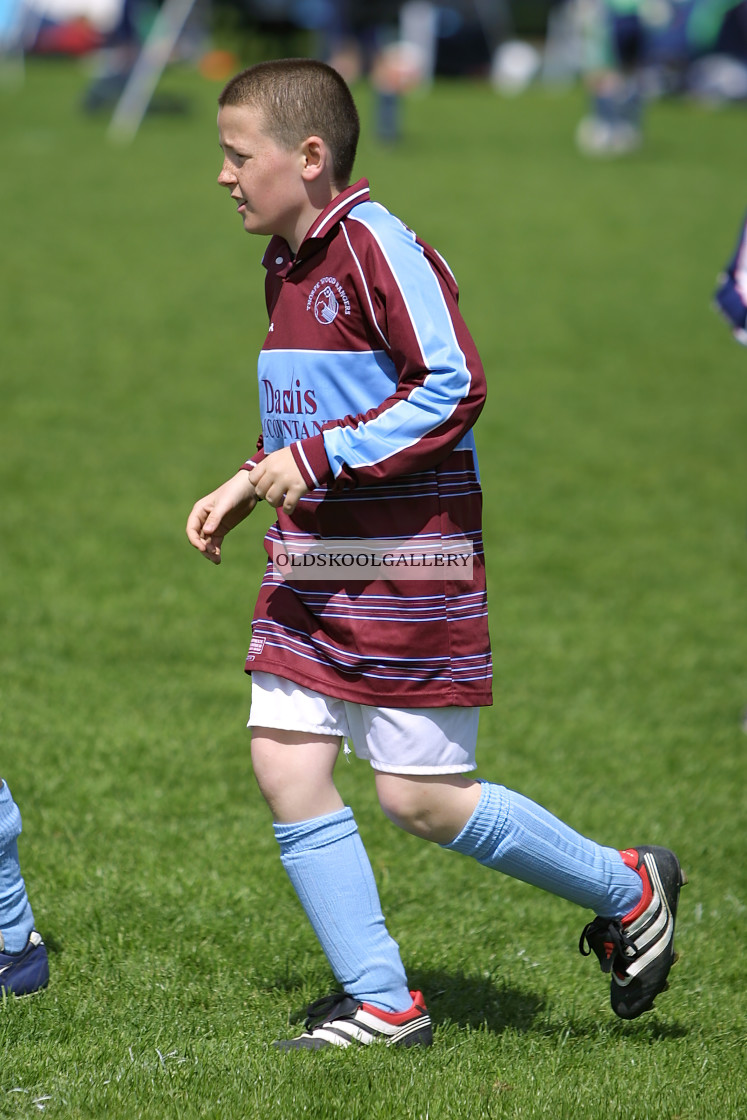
[242,215,266,236]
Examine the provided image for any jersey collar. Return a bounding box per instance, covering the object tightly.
[262,179,370,275]
[304,178,370,244]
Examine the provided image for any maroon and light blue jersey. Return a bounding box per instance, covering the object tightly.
[242,179,492,708]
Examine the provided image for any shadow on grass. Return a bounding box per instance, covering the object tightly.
[542,1010,690,1042]
[261,967,544,1033]
[262,967,689,1041]
[412,969,545,1034]
[412,970,690,1041]
[606,1016,689,1041]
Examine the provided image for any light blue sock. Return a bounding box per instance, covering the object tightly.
[0,782,35,953]
[274,807,411,1013]
[443,781,642,917]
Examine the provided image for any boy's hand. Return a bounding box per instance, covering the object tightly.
[247,447,309,514]
[186,470,258,564]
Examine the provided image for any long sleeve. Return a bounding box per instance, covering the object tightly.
[288,205,486,491]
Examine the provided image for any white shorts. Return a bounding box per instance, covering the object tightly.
[248,671,479,775]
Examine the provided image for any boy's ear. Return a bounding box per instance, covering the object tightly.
[300,136,329,182]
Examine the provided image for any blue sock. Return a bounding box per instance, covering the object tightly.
[0,782,35,953]
[274,807,411,1013]
[443,781,642,917]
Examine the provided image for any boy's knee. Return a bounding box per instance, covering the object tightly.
[375,774,448,840]
[249,738,298,812]
[376,775,419,831]
[249,731,343,823]
[250,753,283,809]
[376,773,481,844]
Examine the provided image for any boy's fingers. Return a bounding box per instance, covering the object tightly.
[253,478,275,504]
[266,482,292,508]
[203,540,222,564]
[246,464,264,491]
[203,496,233,535]
[186,504,211,547]
[282,484,304,514]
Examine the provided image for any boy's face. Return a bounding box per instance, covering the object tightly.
[217,104,312,252]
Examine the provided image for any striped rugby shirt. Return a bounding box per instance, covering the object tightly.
[241,179,492,708]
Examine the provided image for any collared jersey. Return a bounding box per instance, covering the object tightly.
[242,179,492,708]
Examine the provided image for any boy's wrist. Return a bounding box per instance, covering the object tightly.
[290,435,333,490]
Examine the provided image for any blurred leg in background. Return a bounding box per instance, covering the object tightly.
[0,779,49,996]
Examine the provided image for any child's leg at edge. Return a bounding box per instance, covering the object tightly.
[375,773,643,918]
[251,729,412,1012]
[0,780,36,953]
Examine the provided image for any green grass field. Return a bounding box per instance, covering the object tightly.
[1,57,746,1119]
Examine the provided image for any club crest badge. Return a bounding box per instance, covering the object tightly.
[315,285,338,324]
[307,276,351,324]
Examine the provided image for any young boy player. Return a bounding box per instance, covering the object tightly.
[187,58,686,1049]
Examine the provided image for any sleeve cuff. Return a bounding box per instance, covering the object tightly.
[290,434,333,490]
[241,447,266,471]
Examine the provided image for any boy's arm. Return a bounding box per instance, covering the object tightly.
[186,469,258,564]
[288,220,487,492]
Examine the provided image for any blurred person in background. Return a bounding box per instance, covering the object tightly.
[576,0,648,155]
[714,209,747,345]
[81,0,142,110]
[576,0,746,156]
[316,0,426,140]
[711,208,747,736]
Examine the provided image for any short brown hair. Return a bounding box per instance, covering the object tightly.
[219,59,360,188]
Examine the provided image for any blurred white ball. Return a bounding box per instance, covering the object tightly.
[491,41,542,96]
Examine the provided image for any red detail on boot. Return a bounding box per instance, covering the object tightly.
[361,990,428,1024]
[619,849,652,925]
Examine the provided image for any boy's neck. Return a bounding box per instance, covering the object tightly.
[286,185,342,254]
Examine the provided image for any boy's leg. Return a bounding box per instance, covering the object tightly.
[0,781,36,951]
[0,780,49,996]
[375,774,642,915]
[251,730,412,1014]
[376,773,685,1018]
